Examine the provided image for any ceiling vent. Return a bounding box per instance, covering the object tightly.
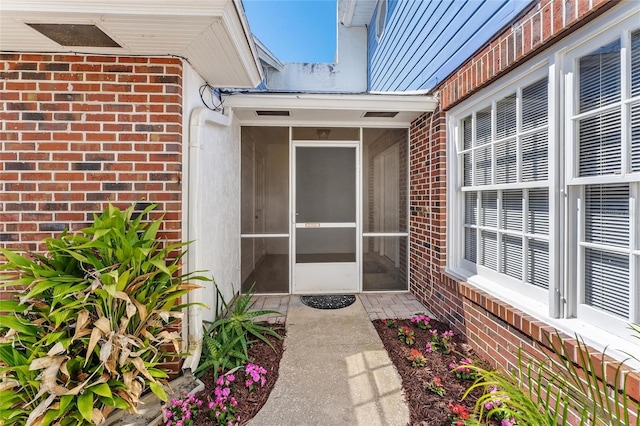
[256,110,290,116]
[363,111,399,118]
[27,23,121,48]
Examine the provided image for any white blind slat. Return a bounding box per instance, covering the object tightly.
[528,188,549,235]
[496,138,517,184]
[463,116,473,150]
[502,190,523,231]
[475,146,492,185]
[481,230,497,270]
[465,228,477,263]
[584,248,629,318]
[481,191,498,228]
[521,131,548,181]
[578,109,622,176]
[465,192,477,225]
[522,78,548,131]
[578,39,621,113]
[630,30,640,98]
[496,94,517,139]
[527,239,549,289]
[632,103,640,172]
[584,184,629,247]
[502,235,523,280]
[476,108,492,146]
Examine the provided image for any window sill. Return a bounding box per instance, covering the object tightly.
[445,267,640,372]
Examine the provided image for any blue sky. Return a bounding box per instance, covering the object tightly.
[242,0,337,63]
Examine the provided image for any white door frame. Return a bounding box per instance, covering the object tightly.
[291,140,361,294]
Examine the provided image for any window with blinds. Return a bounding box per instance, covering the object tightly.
[451,14,640,338]
[459,77,550,293]
[572,30,640,323]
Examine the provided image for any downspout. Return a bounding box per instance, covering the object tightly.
[183,107,232,372]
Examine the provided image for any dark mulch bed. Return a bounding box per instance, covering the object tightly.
[373,319,488,426]
[192,326,286,425]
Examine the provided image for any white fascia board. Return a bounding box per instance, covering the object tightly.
[223,93,438,112]
[254,37,284,71]
[340,0,357,27]
[228,0,264,86]
[0,0,228,15]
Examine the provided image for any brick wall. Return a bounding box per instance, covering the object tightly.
[0,54,183,252]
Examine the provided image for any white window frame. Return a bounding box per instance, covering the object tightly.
[446,2,640,347]
[375,0,387,43]
[448,62,556,313]
[564,16,640,337]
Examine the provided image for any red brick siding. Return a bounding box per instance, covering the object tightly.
[439,0,616,110]
[0,54,183,252]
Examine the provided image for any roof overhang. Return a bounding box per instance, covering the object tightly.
[224,93,438,126]
[0,0,263,88]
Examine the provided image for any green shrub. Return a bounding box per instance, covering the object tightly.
[0,204,207,425]
[464,327,640,425]
[194,284,282,379]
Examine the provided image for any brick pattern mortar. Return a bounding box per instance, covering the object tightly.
[0,54,183,252]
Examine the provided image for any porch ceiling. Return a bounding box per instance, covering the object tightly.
[0,0,263,88]
[223,92,438,126]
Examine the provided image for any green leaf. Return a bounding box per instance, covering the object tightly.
[0,299,27,313]
[149,381,167,402]
[148,258,171,276]
[77,391,93,422]
[0,316,39,335]
[0,248,34,268]
[88,383,112,398]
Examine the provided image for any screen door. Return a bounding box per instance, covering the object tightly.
[293,144,359,293]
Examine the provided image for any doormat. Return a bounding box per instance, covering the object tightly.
[363,261,387,274]
[300,295,356,310]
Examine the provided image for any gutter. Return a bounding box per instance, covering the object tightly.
[182,107,232,372]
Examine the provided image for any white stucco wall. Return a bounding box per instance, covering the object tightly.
[183,62,241,325]
[189,109,241,324]
[265,23,367,92]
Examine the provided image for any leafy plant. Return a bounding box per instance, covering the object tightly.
[208,373,239,425]
[426,377,446,396]
[0,204,207,425]
[193,326,247,378]
[194,283,282,379]
[244,363,267,391]
[407,348,427,368]
[410,313,431,330]
[209,283,282,359]
[463,328,640,425]
[162,392,203,426]
[450,357,477,380]
[397,326,415,345]
[426,329,456,354]
[381,319,397,328]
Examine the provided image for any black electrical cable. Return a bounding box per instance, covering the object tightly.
[199,83,224,112]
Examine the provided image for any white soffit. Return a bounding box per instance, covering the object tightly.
[223,93,438,126]
[0,0,263,88]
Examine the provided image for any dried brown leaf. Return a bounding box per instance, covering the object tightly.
[94,317,111,335]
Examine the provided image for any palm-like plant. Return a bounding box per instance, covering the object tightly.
[0,204,207,425]
[464,327,640,425]
[195,284,283,379]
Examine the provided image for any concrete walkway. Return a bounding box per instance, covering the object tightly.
[248,295,411,426]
